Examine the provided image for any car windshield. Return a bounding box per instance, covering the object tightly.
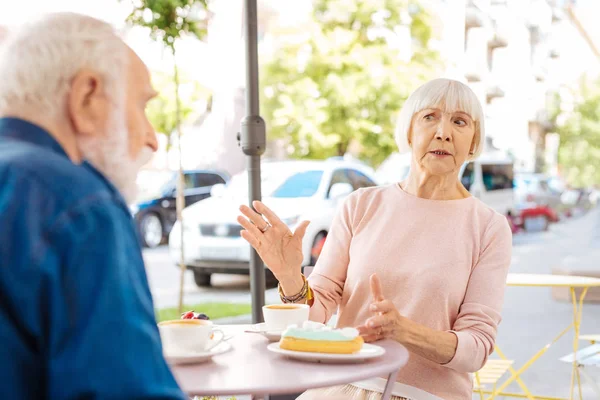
[225,167,324,198]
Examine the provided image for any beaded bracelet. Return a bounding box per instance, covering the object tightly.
[278,273,314,306]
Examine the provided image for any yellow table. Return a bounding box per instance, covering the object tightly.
[484,273,600,400]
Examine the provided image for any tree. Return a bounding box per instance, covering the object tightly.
[260,0,441,167]
[549,75,600,187]
[147,71,212,151]
[123,0,210,313]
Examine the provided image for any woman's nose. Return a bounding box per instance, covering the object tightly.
[435,121,452,142]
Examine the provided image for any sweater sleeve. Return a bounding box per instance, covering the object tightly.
[443,214,513,373]
[306,191,358,324]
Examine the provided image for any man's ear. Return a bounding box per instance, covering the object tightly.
[67,69,106,136]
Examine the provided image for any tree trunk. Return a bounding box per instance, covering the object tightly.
[173,51,186,315]
[337,140,349,156]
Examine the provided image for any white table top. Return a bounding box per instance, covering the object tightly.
[506,273,600,288]
[170,325,409,397]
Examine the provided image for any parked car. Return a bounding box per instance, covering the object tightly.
[514,173,563,212]
[460,151,515,216]
[377,150,516,216]
[131,169,229,248]
[168,159,380,287]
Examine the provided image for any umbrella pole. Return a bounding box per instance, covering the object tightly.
[240,0,266,324]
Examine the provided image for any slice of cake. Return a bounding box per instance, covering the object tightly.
[279,321,364,354]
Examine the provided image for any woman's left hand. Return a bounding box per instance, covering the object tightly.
[356,274,407,343]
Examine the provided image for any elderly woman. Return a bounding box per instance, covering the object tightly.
[237,78,512,400]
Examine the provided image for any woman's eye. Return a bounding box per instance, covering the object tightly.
[454,119,467,126]
[424,113,435,121]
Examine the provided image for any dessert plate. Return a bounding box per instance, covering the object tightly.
[266,342,385,364]
[164,341,232,365]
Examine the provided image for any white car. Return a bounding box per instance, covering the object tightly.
[168,158,379,287]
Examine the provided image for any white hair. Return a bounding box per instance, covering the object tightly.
[394,78,485,160]
[0,12,129,118]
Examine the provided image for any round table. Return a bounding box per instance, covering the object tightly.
[170,325,409,400]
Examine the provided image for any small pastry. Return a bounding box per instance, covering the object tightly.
[280,321,363,354]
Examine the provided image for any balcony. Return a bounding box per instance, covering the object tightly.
[488,32,508,49]
[486,85,505,103]
[465,70,482,83]
[465,3,485,29]
[533,66,547,82]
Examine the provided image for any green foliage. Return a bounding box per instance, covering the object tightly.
[156,302,252,322]
[147,71,211,146]
[124,0,210,50]
[260,0,441,166]
[550,75,600,187]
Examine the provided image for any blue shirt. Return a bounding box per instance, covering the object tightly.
[0,118,186,400]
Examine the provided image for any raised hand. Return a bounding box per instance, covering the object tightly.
[356,273,406,342]
[237,200,310,280]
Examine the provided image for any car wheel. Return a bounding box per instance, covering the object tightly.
[193,271,212,287]
[140,213,164,248]
[310,232,327,266]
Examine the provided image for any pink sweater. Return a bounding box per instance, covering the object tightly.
[307,184,512,400]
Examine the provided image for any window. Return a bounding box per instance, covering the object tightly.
[271,170,324,198]
[195,173,226,187]
[183,173,196,190]
[327,169,353,197]
[347,169,377,190]
[481,163,514,191]
[461,162,475,191]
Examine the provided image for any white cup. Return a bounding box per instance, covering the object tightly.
[158,319,224,355]
[262,304,310,332]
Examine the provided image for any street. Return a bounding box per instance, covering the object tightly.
[143,247,281,310]
[143,207,600,398]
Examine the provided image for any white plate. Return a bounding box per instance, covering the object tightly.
[245,323,283,342]
[266,342,385,364]
[164,341,232,365]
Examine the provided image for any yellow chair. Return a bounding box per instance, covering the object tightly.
[558,334,600,398]
[473,359,514,400]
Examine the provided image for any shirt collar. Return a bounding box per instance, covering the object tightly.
[0,117,130,207]
[0,117,69,158]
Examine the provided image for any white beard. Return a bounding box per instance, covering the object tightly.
[77,112,153,204]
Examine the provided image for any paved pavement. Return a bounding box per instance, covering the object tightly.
[144,206,600,399]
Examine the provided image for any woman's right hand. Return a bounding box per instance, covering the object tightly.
[237,200,310,282]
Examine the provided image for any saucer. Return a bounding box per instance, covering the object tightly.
[164,341,232,365]
[245,322,283,342]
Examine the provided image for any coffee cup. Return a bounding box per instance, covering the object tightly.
[262,303,310,332]
[158,319,224,355]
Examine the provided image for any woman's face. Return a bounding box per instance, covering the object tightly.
[409,107,476,177]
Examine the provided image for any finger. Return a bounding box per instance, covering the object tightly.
[356,325,386,342]
[365,314,388,329]
[370,299,395,313]
[253,201,286,229]
[362,334,380,343]
[293,220,310,241]
[237,215,263,237]
[356,325,369,335]
[239,205,269,230]
[240,230,261,250]
[370,273,385,302]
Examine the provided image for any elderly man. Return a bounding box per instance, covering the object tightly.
[0,13,187,399]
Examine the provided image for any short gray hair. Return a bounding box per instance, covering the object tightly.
[394,78,485,160]
[0,13,128,118]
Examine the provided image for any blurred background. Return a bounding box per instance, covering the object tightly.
[2,0,600,398]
